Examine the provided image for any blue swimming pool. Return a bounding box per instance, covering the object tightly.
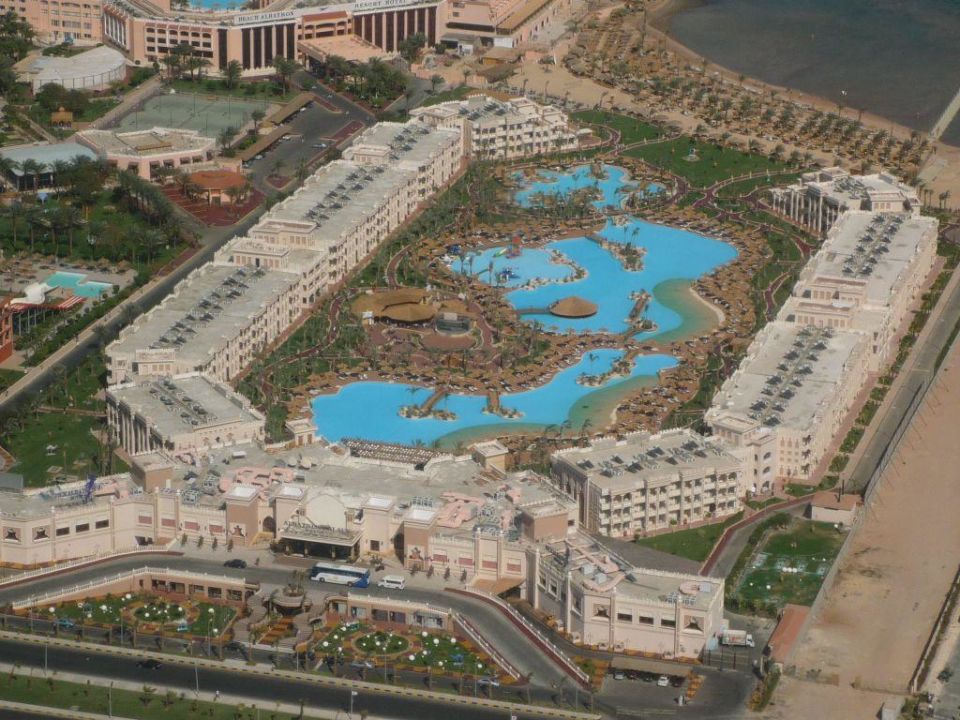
[514,164,663,210]
[311,349,677,447]
[452,218,736,335]
[45,271,113,298]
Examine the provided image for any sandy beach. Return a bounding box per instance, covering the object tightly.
[642,0,960,202]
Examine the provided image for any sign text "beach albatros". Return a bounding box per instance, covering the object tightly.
[233,9,296,25]
[352,0,437,14]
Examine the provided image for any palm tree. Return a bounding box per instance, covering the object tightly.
[429,74,443,94]
[217,125,238,153]
[250,108,265,134]
[19,159,40,192]
[3,200,24,248]
[223,60,243,89]
[272,56,297,93]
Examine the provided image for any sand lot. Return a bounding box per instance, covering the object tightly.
[763,342,960,719]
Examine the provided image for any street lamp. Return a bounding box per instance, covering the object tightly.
[108,681,114,718]
[349,689,358,717]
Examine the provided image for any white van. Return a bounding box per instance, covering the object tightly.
[377,575,405,590]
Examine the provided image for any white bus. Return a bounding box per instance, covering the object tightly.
[310,562,370,588]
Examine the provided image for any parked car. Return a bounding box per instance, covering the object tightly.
[377,575,405,590]
[477,676,500,688]
[223,559,247,569]
[137,659,163,670]
[657,675,669,687]
[612,671,625,680]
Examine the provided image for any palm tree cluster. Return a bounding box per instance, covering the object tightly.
[313,55,409,108]
[565,5,929,175]
[0,156,183,268]
[160,42,213,81]
[0,10,34,96]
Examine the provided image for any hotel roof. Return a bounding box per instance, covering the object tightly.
[109,264,298,368]
[798,210,937,305]
[709,322,866,433]
[552,429,740,491]
[107,373,263,441]
[798,168,918,209]
[344,120,461,167]
[542,532,720,610]
[78,127,215,157]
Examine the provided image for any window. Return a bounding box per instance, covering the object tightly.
[75,523,90,533]
[661,617,676,628]
[638,615,654,625]
[616,611,633,623]
[56,527,70,537]
[593,605,609,619]
[95,519,109,530]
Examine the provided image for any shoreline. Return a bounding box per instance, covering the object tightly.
[643,0,959,152]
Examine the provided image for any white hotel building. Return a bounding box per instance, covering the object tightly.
[411,94,580,160]
[107,118,464,386]
[770,167,920,236]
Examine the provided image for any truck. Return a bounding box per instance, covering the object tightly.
[720,630,755,648]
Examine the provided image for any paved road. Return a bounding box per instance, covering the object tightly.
[245,78,374,194]
[845,269,960,493]
[0,637,563,720]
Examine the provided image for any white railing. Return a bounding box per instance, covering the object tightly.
[11,565,246,610]
[453,613,521,680]
[459,588,590,685]
[0,545,176,589]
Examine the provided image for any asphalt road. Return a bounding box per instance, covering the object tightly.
[244,77,374,193]
[845,271,960,493]
[0,637,558,720]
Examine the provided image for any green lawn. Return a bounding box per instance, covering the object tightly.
[734,520,846,609]
[625,138,787,187]
[0,673,314,720]
[0,368,23,393]
[2,411,101,486]
[634,511,743,562]
[570,109,663,145]
[418,86,475,107]
[715,172,801,199]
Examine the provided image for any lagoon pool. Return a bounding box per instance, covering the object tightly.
[311,349,677,447]
[453,218,736,335]
[514,164,663,210]
[45,271,113,298]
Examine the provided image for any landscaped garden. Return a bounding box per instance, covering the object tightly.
[39,594,237,636]
[571,109,663,145]
[315,622,495,677]
[634,511,743,562]
[625,137,789,187]
[730,519,846,612]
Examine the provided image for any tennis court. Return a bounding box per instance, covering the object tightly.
[111,92,273,136]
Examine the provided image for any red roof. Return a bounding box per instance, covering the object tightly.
[768,604,809,664]
[189,170,246,192]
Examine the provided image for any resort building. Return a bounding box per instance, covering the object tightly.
[781,210,938,370]
[770,167,920,235]
[0,141,98,192]
[529,532,723,658]
[707,322,871,483]
[76,127,218,181]
[410,94,580,160]
[14,45,126,92]
[105,373,265,457]
[106,263,302,384]
[0,441,722,660]
[549,429,745,538]
[107,116,465,386]
[0,0,104,45]
[437,0,582,48]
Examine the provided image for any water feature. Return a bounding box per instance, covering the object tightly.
[44,271,113,298]
[310,349,677,447]
[514,164,663,210]
[453,163,735,335]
